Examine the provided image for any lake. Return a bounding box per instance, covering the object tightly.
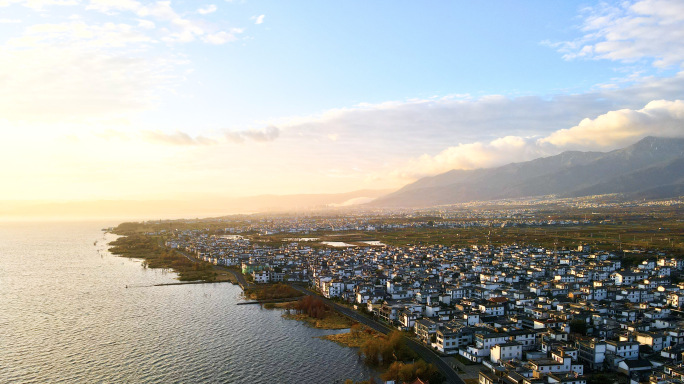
[0,221,375,383]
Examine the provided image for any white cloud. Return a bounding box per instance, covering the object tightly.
[540,99,684,149]
[0,45,176,122]
[250,71,684,185]
[203,28,243,44]
[143,130,217,146]
[198,4,216,15]
[7,21,156,48]
[253,14,264,24]
[552,0,684,68]
[0,0,245,123]
[0,0,78,9]
[85,0,141,14]
[137,19,155,29]
[97,125,281,146]
[225,126,280,143]
[96,129,131,141]
[87,0,241,44]
[390,99,684,180]
[391,136,549,180]
[0,18,177,122]
[0,18,22,23]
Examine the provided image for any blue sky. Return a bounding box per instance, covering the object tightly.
[1,0,684,201]
[151,1,621,129]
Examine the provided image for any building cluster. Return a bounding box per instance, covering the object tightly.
[162,225,684,384]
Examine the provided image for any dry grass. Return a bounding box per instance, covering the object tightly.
[283,312,355,329]
[320,326,379,347]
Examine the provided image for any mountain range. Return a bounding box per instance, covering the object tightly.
[370,136,684,207]
[4,136,683,218]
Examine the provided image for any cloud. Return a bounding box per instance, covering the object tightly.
[275,95,591,152]
[96,129,131,141]
[7,21,156,48]
[390,99,684,180]
[198,4,216,15]
[253,14,264,24]
[0,16,169,124]
[137,19,155,29]
[86,0,242,44]
[0,18,22,23]
[551,0,684,68]
[0,0,245,123]
[0,0,77,9]
[540,99,684,149]
[143,130,217,146]
[203,28,243,44]
[261,68,684,149]
[0,45,177,122]
[392,136,549,179]
[225,126,280,143]
[85,0,141,14]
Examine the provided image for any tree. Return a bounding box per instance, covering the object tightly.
[381,360,442,383]
[360,339,381,365]
[351,323,362,338]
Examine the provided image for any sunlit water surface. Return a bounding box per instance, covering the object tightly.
[0,221,374,383]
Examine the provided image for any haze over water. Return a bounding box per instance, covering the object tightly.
[0,221,375,383]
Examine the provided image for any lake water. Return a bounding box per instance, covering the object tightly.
[0,221,375,383]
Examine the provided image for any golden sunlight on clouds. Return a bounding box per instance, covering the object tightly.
[1,0,684,215]
[540,100,684,149]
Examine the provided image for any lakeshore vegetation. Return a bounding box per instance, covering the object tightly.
[243,283,302,301]
[355,330,442,383]
[278,299,443,383]
[108,234,234,282]
[322,324,378,347]
[282,296,355,329]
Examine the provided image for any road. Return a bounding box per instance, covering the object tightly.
[169,246,461,382]
[289,285,465,384]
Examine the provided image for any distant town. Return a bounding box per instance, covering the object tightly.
[113,199,684,384]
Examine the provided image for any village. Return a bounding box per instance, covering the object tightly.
[157,215,684,384]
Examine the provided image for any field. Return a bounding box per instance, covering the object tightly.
[253,206,684,255]
[110,203,684,256]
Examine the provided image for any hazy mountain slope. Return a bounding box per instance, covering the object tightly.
[630,182,684,200]
[564,157,684,197]
[371,136,684,207]
[376,151,605,206]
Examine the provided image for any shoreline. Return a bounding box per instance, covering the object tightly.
[237,296,305,305]
[106,224,446,383]
[107,233,241,284]
[153,280,237,287]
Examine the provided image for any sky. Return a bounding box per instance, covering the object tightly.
[1,0,684,203]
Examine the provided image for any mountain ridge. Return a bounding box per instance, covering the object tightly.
[371,136,684,207]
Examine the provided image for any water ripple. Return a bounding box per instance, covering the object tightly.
[0,221,377,383]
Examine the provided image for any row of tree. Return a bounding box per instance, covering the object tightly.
[381,360,441,383]
[289,295,330,319]
[358,331,416,366]
[245,283,301,300]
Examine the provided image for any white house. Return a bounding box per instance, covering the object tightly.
[490,341,522,363]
